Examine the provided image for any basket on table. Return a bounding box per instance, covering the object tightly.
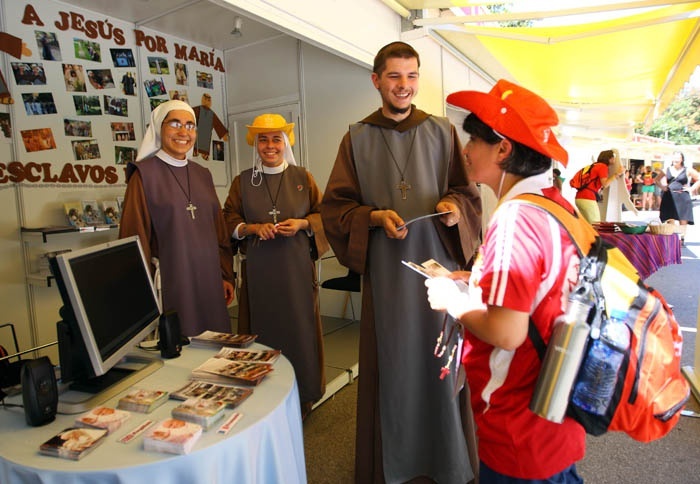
[648,220,677,235]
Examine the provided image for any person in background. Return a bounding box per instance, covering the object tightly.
[657,151,700,245]
[425,79,586,483]
[119,100,234,336]
[572,149,622,223]
[553,168,563,191]
[223,113,329,420]
[641,165,656,211]
[653,165,664,210]
[321,41,482,484]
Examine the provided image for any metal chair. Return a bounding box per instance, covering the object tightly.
[321,270,361,321]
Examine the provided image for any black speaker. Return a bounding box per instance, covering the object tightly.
[21,356,58,427]
[158,310,181,359]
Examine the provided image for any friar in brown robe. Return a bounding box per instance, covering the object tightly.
[321,42,482,484]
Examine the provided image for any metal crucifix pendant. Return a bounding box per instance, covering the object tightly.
[397,179,411,200]
[186,201,197,219]
[269,206,280,224]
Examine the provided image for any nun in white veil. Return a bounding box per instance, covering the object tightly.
[119,100,235,336]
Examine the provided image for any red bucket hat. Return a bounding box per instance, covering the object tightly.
[446,79,568,166]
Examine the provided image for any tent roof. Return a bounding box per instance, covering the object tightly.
[404,1,700,139]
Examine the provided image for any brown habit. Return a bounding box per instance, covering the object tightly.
[223,165,329,405]
[321,107,482,483]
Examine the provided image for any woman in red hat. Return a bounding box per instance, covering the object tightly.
[424,80,586,483]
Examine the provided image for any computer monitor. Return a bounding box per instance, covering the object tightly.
[50,235,162,413]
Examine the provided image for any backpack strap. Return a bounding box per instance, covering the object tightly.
[511,194,602,359]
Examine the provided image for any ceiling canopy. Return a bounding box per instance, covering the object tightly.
[398,1,700,139]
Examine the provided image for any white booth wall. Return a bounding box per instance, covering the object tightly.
[0,0,494,360]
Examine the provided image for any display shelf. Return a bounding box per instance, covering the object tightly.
[20,225,120,287]
[21,225,119,243]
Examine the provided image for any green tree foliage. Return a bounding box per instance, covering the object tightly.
[486,3,533,28]
[638,93,700,144]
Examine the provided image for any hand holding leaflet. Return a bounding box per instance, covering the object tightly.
[402,259,471,318]
[396,211,452,231]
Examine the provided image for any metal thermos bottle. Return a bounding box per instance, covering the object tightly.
[530,292,592,423]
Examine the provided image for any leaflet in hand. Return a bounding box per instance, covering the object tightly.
[396,211,452,231]
[402,258,469,292]
[401,258,452,279]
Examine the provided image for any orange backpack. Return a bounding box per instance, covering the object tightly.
[516,193,690,442]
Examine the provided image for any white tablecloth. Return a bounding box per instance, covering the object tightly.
[0,344,306,484]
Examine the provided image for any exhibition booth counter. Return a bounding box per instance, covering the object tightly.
[0,343,306,484]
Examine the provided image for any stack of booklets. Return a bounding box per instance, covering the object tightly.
[190,330,257,348]
[214,346,280,364]
[39,427,108,460]
[191,357,274,386]
[171,381,253,409]
[75,406,130,434]
[143,418,202,455]
[171,398,227,430]
[117,388,169,413]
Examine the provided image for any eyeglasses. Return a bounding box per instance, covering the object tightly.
[165,120,196,131]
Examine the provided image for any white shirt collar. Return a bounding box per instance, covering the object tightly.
[260,160,288,174]
[156,149,188,167]
[500,171,552,202]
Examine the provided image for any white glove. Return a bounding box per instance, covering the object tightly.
[425,277,471,320]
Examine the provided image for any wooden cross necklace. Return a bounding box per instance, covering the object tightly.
[262,168,286,224]
[164,162,197,219]
[379,127,417,200]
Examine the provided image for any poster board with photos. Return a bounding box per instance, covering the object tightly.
[3,2,228,188]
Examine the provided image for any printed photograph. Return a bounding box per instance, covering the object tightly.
[143,77,166,97]
[174,62,188,85]
[196,71,213,89]
[63,64,86,92]
[168,90,188,103]
[72,139,101,161]
[111,122,135,141]
[21,92,56,115]
[64,118,92,137]
[73,38,101,62]
[0,113,11,140]
[64,202,86,227]
[119,71,136,96]
[104,95,128,116]
[149,98,167,111]
[81,200,104,225]
[101,200,120,224]
[114,146,137,165]
[35,31,61,61]
[0,71,9,105]
[212,140,225,161]
[73,95,102,115]
[147,56,169,75]
[11,62,47,85]
[21,128,56,153]
[87,69,115,90]
[110,48,135,67]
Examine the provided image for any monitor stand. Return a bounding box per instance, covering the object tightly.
[57,353,163,415]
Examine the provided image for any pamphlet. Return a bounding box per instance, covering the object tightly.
[400,258,452,279]
[75,406,130,434]
[143,418,202,455]
[170,380,253,408]
[401,258,469,292]
[39,427,108,460]
[213,347,280,364]
[396,211,452,231]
